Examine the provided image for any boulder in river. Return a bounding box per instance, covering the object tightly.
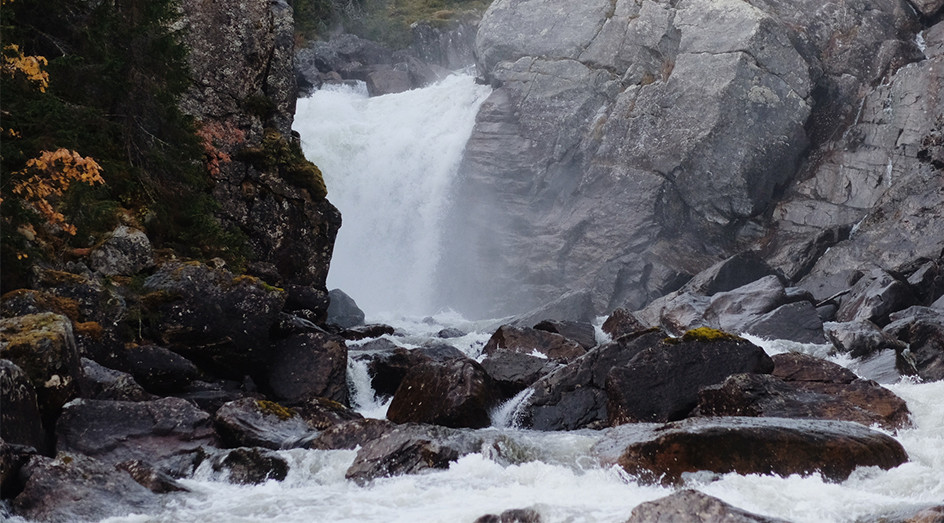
[266,331,349,405]
[213,397,317,450]
[626,489,789,522]
[608,417,908,484]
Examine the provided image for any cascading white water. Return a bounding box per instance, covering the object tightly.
[293,75,491,317]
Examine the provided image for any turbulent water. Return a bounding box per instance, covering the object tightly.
[293,74,491,316]
[104,316,944,523]
[97,76,944,522]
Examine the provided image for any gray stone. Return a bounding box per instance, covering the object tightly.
[266,332,349,405]
[627,490,789,523]
[366,67,412,96]
[89,226,154,277]
[743,301,827,344]
[824,320,907,358]
[327,288,366,328]
[836,269,915,325]
[78,358,155,402]
[213,398,317,450]
[0,360,46,452]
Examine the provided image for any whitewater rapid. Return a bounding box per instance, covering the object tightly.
[293,74,491,316]
[102,315,944,523]
[97,76,944,523]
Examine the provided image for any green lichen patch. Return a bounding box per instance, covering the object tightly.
[237,129,327,200]
[256,399,296,421]
[680,327,743,343]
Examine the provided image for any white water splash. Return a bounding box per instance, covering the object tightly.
[293,75,491,317]
[491,389,535,429]
[347,357,391,419]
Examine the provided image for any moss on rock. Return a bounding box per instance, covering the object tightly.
[681,327,743,343]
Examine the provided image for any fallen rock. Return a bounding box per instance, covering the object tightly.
[0,360,46,452]
[11,453,160,521]
[601,308,648,339]
[884,307,944,381]
[825,320,907,359]
[533,320,597,350]
[89,225,154,277]
[481,350,563,397]
[56,397,217,465]
[143,262,285,379]
[327,288,365,328]
[353,344,467,398]
[627,489,787,522]
[287,395,363,430]
[115,459,188,493]
[345,423,496,484]
[836,269,915,326]
[612,417,908,484]
[606,328,774,424]
[308,418,397,450]
[266,331,349,404]
[484,325,587,362]
[522,328,666,431]
[340,323,395,341]
[209,447,289,484]
[0,313,82,435]
[78,358,155,402]
[213,398,317,450]
[112,344,200,395]
[742,301,827,344]
[387,357,502,429]
[475,507,543,523]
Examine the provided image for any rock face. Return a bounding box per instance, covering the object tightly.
[436,0,926,319]
[627,490,788,523]
[266,332,349,405]
[613,417,908,484]
[0,360,46,452]
[179,0,341,304]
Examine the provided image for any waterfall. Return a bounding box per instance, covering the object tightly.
[293,75,491,316]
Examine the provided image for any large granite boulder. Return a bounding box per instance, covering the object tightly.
[88,225,154,277]
[56,397,218,466]
[0,360,46,452]
[884,306,944,381]
[266,331,349,404]
[386,357,502,428]
[483,325,586,362]
[142,262,284,379]
[352,343,466,398]
[0,313,82,437]
[605,417,908,484]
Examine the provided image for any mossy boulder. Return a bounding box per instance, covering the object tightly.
[0,313,83,436]
[213,397,317,450]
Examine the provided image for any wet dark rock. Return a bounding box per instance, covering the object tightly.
[475,507,543,523]
[88,225,154,277]
[771,352,857,383]
[437,327,466,338]
[78,358,155,402]
[287,395,363,430]
[481,351,562,398]
[143,262,285,379]
[626,489,789,522]
[836,269,915,326]
[521,329,666,431]
[855,349,903,384]
[209,447,289,484]
[743,301,827,344]
[0,360,46,452]
[114,344,200,395]
[904,505,944,523]
[606,332,774,424]
[507,290,596,327]
[172,379,253,414]
[387,357,502,429]
[11,453,160,521]
[601,309,648,340]
[825,320,907,359]
[340,323,396,341]
[366,67,412,96]
[353,344,466,398]
[116,459,188,493]
[29,268,126,325]
[484,325,587,362]
[308,418,397,451]
[611,417,908,485]
[327,289,366,328]
[283,284,330,324]
[213,398,317,450]
[884,307,944,381]
[345,423,498,484]
[0,313,82,442]
[695,372,911,431]
[0,442,35,500]
[410,19,477,70]
[533,320,597,350]
[683,252,782,298]
[266,331,349,404]
[56,397,217,465]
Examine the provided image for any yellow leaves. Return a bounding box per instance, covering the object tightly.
[10,148,105,235]
[2,44,49,92]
